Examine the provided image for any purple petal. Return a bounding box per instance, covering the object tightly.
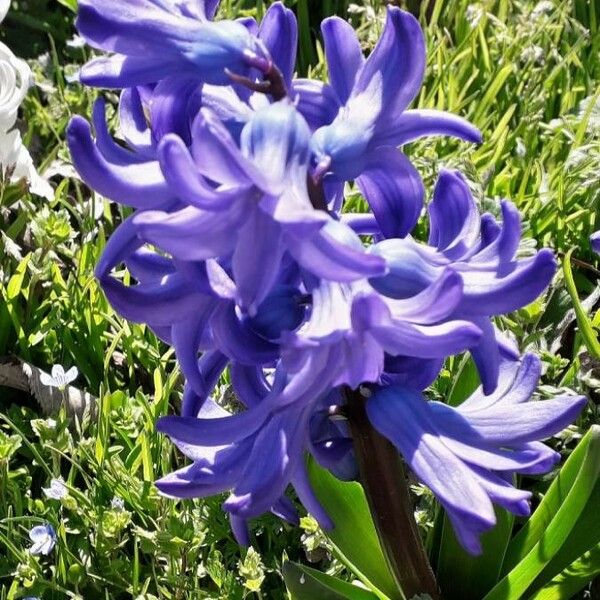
[259,2,297,88]
[468,318,502,395]
[321,16,364,104]
[79,55,188,88]
[291,79,340,130]
[224,409,308,518]
[101,274,206,326]
[458,249,557,316]
[157,404,272,447]
[172,305,218,396]
[474,201,522,264]
[119,87,154,156]
[191,108,263,186]
[133,202,248,261]
[292,464,334,529]
[371,319,482,359]
[382,355,443,390]
[428,169,480,258]
[367,386,496,555]
[356,148,424,239]
[149,76,202,145]
[368,238,443,299]
[433,395,587,445]
[384,268,464,324]
[375,109,482,148]
[288,220,387,282]
[341,213,380,235]
[92,98,146,165]
[211,303,279,365]
[125,247,175,284]
[461,353,542,411]
[230,364,271,408]
[355,7,425,122]
[180,351,229,417]
[233,208,284,315]
[240,100,311,193]
[95,216,143,280]
[67,116,173,208]
[158,134,256,211]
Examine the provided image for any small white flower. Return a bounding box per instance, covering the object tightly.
[43,478,68,500]
[29,523,56,556]
[39,365,79,390]
[111,496,125,511]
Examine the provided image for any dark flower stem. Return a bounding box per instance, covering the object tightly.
[344,386,441,600]
[307,164,439,599]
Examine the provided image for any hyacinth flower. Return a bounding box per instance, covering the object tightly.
[156,355,341,543]
[367,354,586,554]
[282,272,481,390]
[309,7,482,236]
[369,170,557,392]
[67,0,589,584]
[76,0,273,88]
[132,100,386,313]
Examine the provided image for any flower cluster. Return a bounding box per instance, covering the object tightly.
[0,5,52,199]
[69,0,586,554]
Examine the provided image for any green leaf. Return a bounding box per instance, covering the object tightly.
[307,458,400,600]
[528,543,600,600]
[562,248,600,359]
[56,0,78,12]
[484,426,600,600]
[283,561,380,600]
[435,507,514,599]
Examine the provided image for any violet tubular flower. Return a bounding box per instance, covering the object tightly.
[369,169,557,392]
[308,7,481,236]
[76,0,271,88]
[366,354,586,554]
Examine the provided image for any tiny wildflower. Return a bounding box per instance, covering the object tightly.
[111,496,125,511]
[29,523,57,556]
[39,365,79,390]
[43,478,68,500]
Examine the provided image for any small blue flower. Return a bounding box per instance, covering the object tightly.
[591,231,600,254]
[29,523,56,556]
[110,496,125,511]
[42,478,68,500]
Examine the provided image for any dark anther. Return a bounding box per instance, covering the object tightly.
[225,61,288,102]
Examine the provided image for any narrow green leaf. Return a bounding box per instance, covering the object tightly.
[563,248,600,359]
[283,562,380,600]
[503,430,595,571]
[528,544,600,600]
[484,426,600,600]
[307,458,400,600]
[436,507,514,599]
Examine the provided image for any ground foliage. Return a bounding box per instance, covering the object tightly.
[0,0,599,598]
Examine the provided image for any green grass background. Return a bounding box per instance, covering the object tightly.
[0,0,599,598]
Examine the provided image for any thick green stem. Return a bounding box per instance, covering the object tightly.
[345,386,441,600]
